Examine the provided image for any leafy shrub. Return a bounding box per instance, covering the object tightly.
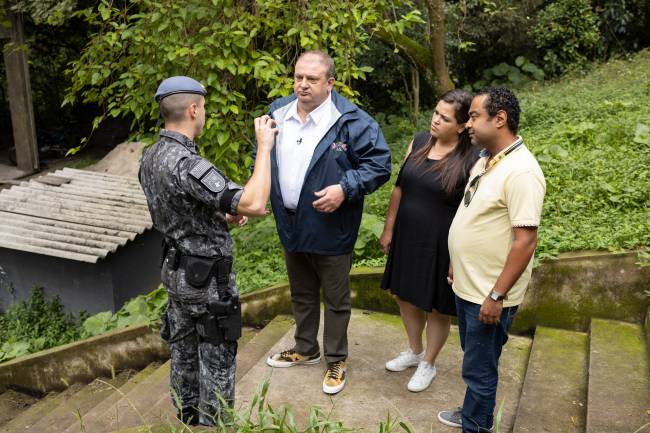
[0,285,168,363]
[529,0,601,76]
[80,285,168,338]
[470,57,544,90]
[0,287,85,362]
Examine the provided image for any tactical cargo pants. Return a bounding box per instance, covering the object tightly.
[161,265,237,426]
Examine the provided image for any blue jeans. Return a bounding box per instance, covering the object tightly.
[455,295,518,433]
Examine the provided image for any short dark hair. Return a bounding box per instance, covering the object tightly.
[297,50,336,79]
[475,87,520,134]
[159,93,203,122]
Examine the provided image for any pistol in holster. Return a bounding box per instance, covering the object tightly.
[188,256,241,345]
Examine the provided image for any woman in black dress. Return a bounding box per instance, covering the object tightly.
[380,89,478,392]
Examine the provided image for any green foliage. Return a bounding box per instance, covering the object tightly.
[189,375,414,433]
[81,285,168,338]
[593,0,650,56]
[529,0,601,76]
[518,49,650,259]
[470,56,544,90]
[354,213,385,260]
[493,399,505,433]
[231,217,287,294]
[64,0,420,182]
[9,0,78,25]
[0,287,85,362]
[0,285,168,363]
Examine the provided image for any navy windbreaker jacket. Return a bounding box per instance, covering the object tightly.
[254,90,392,255]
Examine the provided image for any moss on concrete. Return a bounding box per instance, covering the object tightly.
[591,318,646,358]
[358,309,404,328]
[513,326,588,433]
[587,318,650,432]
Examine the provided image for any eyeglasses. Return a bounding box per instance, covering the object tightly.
[463,173,482,207]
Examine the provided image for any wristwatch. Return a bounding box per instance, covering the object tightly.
[488,289,506,302]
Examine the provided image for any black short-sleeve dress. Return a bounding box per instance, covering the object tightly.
[380,132,475,315]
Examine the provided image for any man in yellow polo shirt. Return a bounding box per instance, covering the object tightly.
[438,87,546,432]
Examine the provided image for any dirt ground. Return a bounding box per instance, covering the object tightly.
[86,141,144,178]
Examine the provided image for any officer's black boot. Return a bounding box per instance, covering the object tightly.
[177,407,200,426]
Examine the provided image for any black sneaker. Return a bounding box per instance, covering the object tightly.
[437,407,462,428]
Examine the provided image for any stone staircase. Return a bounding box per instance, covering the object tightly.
[0,311,648,433]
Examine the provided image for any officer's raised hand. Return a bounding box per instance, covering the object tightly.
[254,115,277,152]
[234,115,277,216]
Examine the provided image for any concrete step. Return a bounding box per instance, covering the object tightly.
[63,362,162,433]
[0,382,85,433]
[142,317,294,427]
[235,309,532,433]
[0,390,38,428]
[513,326,589,433]
[84,326,262,433]
[586,318,650,433]
[76,361,172,433]
[24,370,132,433]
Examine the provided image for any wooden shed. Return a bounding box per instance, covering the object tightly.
[0,168,162,314]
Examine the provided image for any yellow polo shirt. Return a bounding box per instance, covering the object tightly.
[448,140,546,307]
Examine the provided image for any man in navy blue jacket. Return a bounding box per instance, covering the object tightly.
[261,50,391,394]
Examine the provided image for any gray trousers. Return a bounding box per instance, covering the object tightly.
[284,250,352,363]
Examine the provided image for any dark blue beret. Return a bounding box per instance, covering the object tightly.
[154,76,207,102]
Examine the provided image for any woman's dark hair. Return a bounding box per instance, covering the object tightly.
[410,89,477,197]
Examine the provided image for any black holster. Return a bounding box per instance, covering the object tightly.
[210,295,242,342]
[184,255,240,345]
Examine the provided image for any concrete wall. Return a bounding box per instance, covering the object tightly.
[0,323,167,394]
[0,249,115,314]
[242,251,650,334]
[0,230,163,315]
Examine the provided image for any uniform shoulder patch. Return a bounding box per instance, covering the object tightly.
[189,159,212,179]
[189,159,226,193]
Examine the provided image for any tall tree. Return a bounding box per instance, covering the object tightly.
[376,0,453,96]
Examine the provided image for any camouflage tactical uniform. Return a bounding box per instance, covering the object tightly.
[139,129,244,426]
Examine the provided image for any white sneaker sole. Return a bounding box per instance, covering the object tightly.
[407,369,437,392]
[322,379,346,394]
[437,412,462,428]
[407,379,434,392]
[385,361,420,372]
[266,356,321,368]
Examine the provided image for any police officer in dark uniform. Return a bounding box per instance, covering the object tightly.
[139,76,277,426]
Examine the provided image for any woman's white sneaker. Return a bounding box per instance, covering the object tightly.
[385,349,423,372]
[407,361,437,392]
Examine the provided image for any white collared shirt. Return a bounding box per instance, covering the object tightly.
[276,94,334,209]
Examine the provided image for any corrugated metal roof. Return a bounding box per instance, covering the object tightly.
[0,168,152,263]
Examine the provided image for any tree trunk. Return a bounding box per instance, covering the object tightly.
[375,0,454,97]
[425,0,453,95]
[411,65,420,124]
